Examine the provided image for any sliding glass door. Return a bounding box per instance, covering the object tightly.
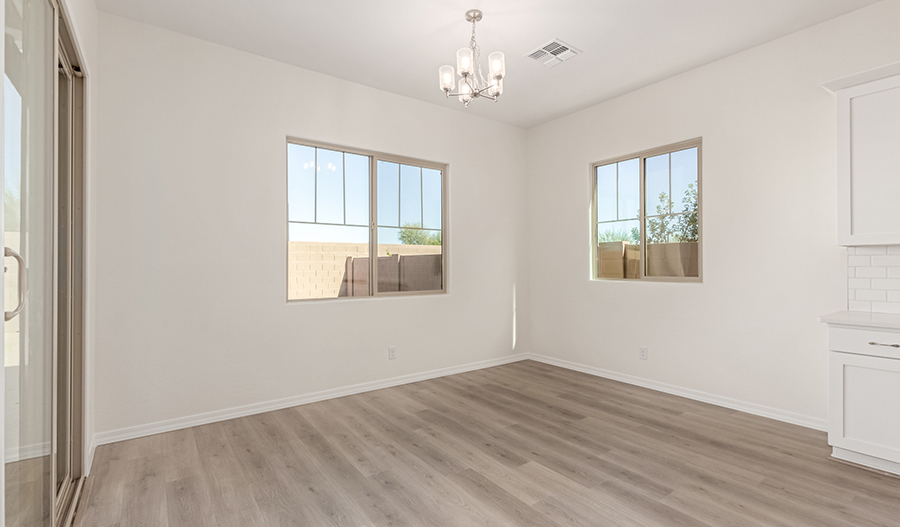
[4,0,56,524]
[5,0,85,524]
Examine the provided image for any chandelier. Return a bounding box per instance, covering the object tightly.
[438,9,505,108]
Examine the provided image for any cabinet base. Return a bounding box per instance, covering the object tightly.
[832,447,900,478]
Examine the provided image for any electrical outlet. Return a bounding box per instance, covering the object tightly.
[639,347,648,360]
[388,346,397,360]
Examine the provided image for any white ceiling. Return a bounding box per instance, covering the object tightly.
[95,0,881,128]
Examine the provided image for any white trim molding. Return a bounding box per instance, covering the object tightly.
[91,354,529,448]
[526,354,828,431]
[84,435,98,477]
[5,442,52,464]
[89,351,829,471]
[832,446,900,476]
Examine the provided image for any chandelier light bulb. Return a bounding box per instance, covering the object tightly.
[489,78,503,97]
[488,52,505,79]
[458,79,473,103]
[439,65,455,91]
[457,48,474,76]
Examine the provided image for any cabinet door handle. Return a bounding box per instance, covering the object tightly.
[868,341,900,348]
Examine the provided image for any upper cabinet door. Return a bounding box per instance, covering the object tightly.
[826,64,900,246]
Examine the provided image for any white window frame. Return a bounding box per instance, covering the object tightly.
[590,138,703,283]
[286,137,449,301]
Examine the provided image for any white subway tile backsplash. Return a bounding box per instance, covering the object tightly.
[846,246,900,314]
[856,267,887,278]
[872,255,900,267]
[856,246,888,255]
[849,300,872,311]
[871,279,900,290]
[848,255,871,266]
[856,289,887,301]
[871,302,900,314]
[849,278,871,289]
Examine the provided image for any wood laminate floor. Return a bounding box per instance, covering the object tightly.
[75,360,900,526]
[5,456,51,526]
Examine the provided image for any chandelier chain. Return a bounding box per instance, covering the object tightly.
[469,19,488,92]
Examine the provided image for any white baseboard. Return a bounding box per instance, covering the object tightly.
[92,353,530,449]
[85,434,98,477]
[5,441,51,463]
[90,351,827,468]
[525,353,828,431]
[832,447,900,477]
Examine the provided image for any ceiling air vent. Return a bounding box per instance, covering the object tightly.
[526,39,581,68]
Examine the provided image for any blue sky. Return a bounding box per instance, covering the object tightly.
[595,147,697,239]
[288,144,442,244]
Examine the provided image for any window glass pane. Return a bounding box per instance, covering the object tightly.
[646,214,699,278]
[287,144,315,223]
[645,153,670,216]
[422,168,442,230]
[597,220,640,279]
[288,224,370,299]
[344,153,369,226]
[377,227,442,293]
[400,164,422,228]
[288,144,445,299]
[617,158,640,219]
[596,164,617,222]
[670,147,698,214]
[377,161,400,227]
[316,148,344,224]
[645,212,676,244]
[593,143,700,282]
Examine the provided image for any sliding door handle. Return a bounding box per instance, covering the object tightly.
[5,247,26,321]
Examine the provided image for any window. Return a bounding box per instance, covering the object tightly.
[287,140,446,300]
[592,139,701,281]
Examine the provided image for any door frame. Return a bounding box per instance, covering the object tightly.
[51,1,87,525]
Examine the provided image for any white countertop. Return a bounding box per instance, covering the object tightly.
[819,310,900,330]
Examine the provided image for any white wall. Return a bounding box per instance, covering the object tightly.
[93,13,528,436]
[524,0,900,427]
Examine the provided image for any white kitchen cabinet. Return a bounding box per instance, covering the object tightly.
[823,62,900,246]
[820,311,900,476]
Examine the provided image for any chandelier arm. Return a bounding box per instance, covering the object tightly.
[472,85,499,97]
[464,75,476,94]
